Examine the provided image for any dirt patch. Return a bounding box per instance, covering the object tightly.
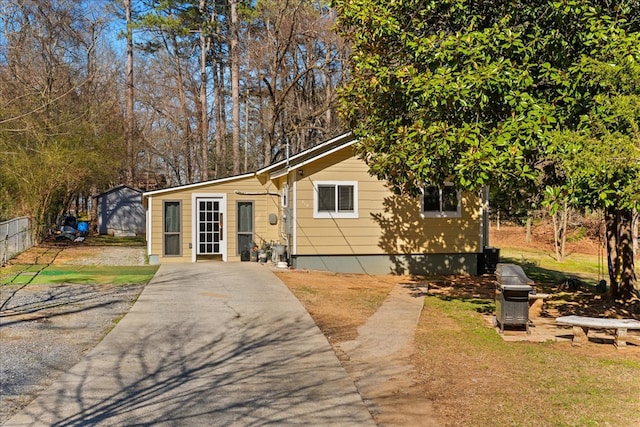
[278,270,401,344]
[279,270,640,426]
[278,270,435,426]
[53,245,146,266]
[491,223,607,256]
[5,242,146,267]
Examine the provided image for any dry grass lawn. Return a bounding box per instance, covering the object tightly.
[276,227,640,427]
[5,232,639,426]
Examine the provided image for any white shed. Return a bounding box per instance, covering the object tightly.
[96,185,146,236]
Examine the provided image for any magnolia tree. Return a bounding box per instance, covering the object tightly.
[334,0,640,299]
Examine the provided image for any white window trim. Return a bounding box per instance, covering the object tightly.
[236,200,255,256]
[421,183,462,218]
[313,180,359,219]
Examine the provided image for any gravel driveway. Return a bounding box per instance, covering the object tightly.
[0,247,147,424]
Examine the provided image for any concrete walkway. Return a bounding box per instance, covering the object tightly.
[338,283,442,426]
[5,263,374,426]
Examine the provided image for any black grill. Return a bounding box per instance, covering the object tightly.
[495,263,533,333]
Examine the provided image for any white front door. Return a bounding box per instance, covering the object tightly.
[194,195,226,260]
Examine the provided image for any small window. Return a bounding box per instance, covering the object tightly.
[421,185,461,218]
[163,201,181,255]
[313,181,358,218]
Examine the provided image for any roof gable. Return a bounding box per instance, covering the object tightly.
[143,172,255,197]
[256,132,355,178]
[97,185,142,198]
[143,132,356,198]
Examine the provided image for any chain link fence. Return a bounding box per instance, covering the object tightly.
[1,217,33,265]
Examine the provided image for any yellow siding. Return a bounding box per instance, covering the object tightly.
[293,150,480,256]
[148,176,282,263]
[147,143,482,265]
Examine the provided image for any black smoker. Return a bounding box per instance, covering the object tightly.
[495,263,533,333]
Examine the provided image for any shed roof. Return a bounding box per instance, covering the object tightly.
[96,185,142,198]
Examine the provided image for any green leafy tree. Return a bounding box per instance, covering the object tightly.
[334,0,640,299]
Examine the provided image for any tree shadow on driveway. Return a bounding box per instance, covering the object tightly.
[8,311,372,426]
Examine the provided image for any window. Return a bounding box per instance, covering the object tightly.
[163,201,181,255]
[237,201,254,255]
[313,181,358,218]
[421,185,461,218]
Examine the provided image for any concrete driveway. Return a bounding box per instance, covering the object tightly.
[5,262,374,426]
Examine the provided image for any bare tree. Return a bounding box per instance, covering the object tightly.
[198,0,209,180]
[0,0,125,235]
[125,0,135,186]
[117,0,349,184]
[230,0,241,174]
[245,0,348,165]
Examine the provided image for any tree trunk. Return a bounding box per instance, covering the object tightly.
[525,215,532,243]
[199,0,209,181]
[560,202,568,261]
[551,209,561,262]
[169,34,194,184]
[633,208,638,258]
[125,0,135,186]
[230,0,241,175]
[212,9,223,178]
[605,207,638,300]
[213,50,225,178]
[244,89,249,172]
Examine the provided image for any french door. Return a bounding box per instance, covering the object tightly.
[196,197,224,255]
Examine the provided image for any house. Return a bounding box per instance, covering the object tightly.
[96,185,146,236]
[142,133,489,275]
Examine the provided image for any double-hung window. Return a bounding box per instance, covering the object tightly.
[421,184,461,218]
[313,181,358,218]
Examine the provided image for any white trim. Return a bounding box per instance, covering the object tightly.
[420,184,462,218]
[269,168,289,180]
[480,187,489,249]
[143,173,254,198]
[268,140,357,180]
[292,178,297,255]
[236,200,255,256]
[281,184,289,207]
[147,198,152,256]
[162,199,184,257]
[191,193,227,262]
[312,181,359,219]
[258,132,355,176]
[143,133,355,199]
[292,141,357,171]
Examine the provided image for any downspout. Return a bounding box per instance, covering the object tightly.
[483,186,490,248]
[146,196,152,258]
[292,171,297,261]
[284,140,291,264]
